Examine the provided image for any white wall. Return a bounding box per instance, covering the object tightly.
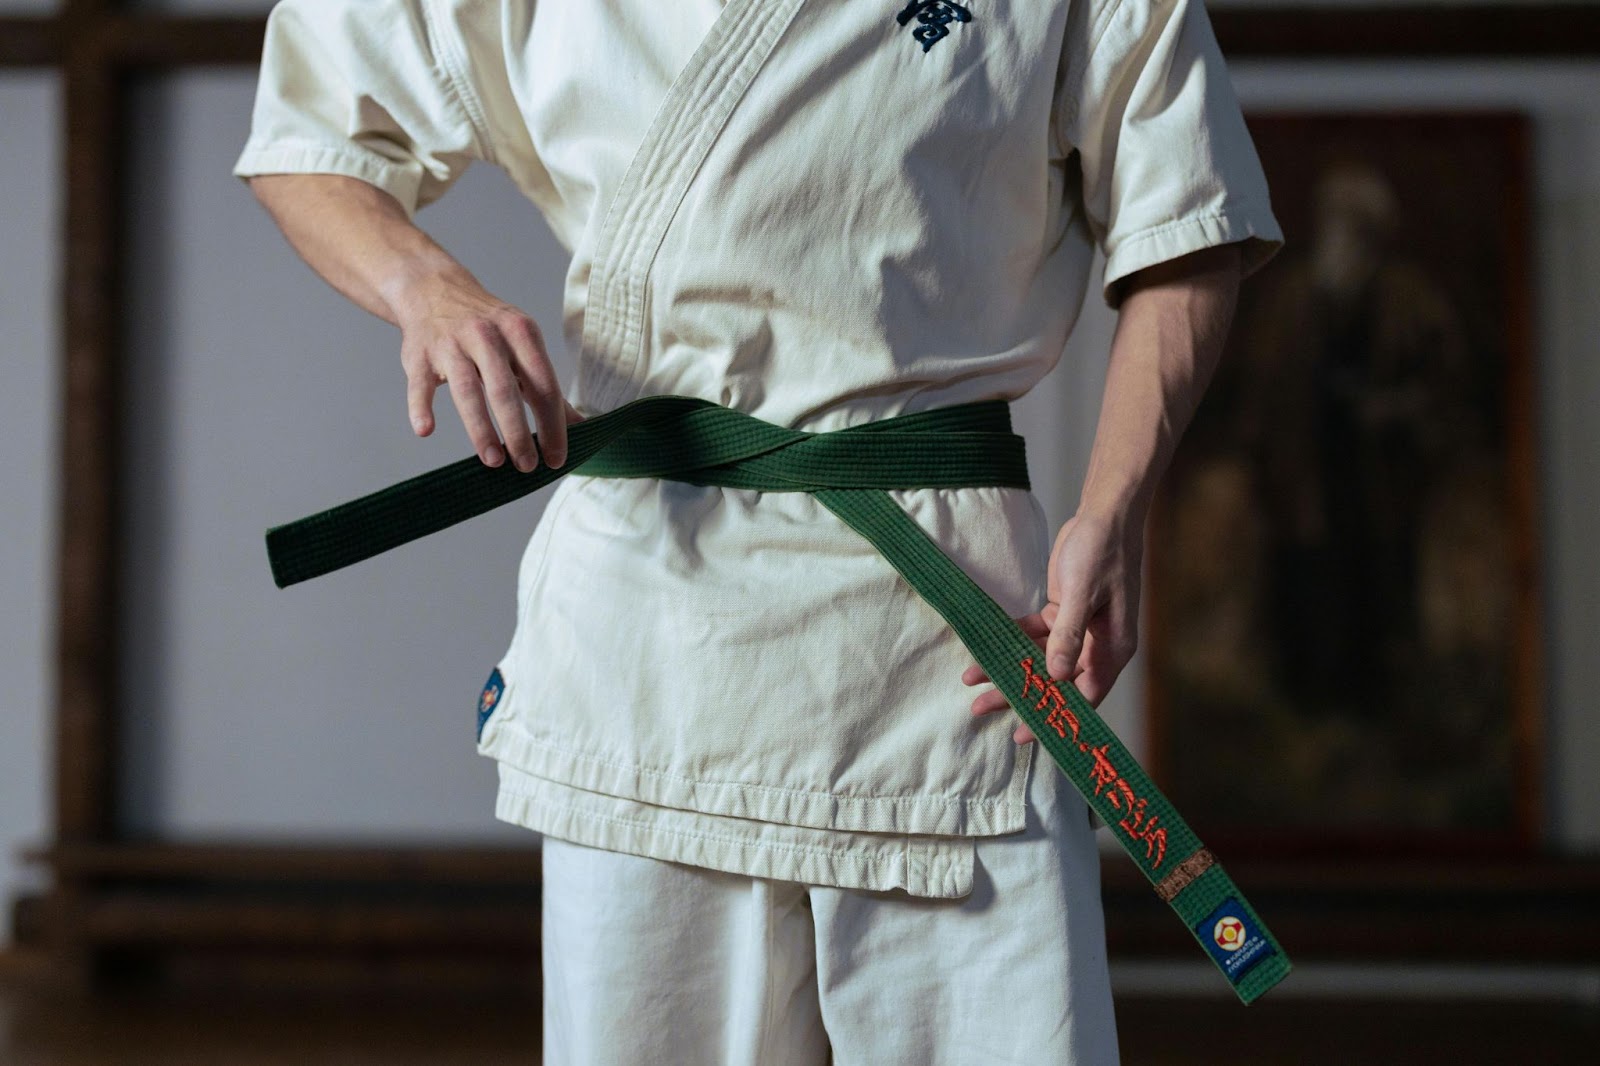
[113,70,572,842]
[0,72,61,948]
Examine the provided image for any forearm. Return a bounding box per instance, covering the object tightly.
[1077,243,1244,527]
[246,171,580,471]
[245,173,477,326]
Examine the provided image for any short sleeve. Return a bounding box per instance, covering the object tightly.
[1054,0,1284,308]
[231,0,502,218]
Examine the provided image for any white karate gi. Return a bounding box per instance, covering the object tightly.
[234,0,1282,1058]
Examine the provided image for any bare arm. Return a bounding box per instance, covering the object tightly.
[247,172,580,470]
[966,241,1243,740]
[1077,243,1242,530]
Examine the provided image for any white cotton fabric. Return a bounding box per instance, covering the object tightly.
[539,745,1120,1066]
[234,0,1282,899]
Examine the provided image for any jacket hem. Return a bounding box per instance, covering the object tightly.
[478,716,1032,838]
[494,768,977,899]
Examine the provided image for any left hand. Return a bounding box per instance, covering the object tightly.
[962,511,1144,743]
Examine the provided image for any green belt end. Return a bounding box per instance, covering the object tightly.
[1167,861,1293,1004]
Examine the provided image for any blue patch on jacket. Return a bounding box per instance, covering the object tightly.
[477,667,505,742]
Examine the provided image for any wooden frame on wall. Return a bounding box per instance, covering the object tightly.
[5,3,1600,988]
[1144,110,1543,860]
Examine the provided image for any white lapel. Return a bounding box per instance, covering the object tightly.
[578,0,811,412]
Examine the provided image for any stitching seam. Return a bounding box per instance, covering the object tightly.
[422,0,497,164]
[1106,200,1271,259]
[500,726,1017,812]
[498,788,966,869]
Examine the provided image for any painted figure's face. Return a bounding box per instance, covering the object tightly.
[1311,162,1400,296]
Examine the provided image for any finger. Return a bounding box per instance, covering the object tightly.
[961,612,1049,685]
[443,352,504,467]
[1046,589,1092,683]
[1072,632,1115,708]
[1073,607,1137,708]
[961,673,1036,743]
[969,689,1012,716]
[968,689,1034,742]
[564,398,587,424]
[1016,611,1051,639]
[499,312,567,469]
[406,363,439,437]
[467,323,538,473]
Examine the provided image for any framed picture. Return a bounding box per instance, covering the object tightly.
[1144,111,1542,857]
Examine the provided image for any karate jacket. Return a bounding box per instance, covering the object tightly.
[233,0,1283,899]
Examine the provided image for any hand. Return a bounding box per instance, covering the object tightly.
[962,511,1143,744]
[395,274,584,472]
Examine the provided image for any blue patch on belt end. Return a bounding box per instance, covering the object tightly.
[476,667,505,741]
[1196,896,1277,983]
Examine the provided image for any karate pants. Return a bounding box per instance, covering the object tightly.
[539,752,1121,1065]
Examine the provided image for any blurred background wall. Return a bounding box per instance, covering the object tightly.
[1228,59,1600,857]
[3,0,1599,1032]
[0,65,60,953]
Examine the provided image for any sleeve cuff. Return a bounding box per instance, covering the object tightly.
[1101,201,1285,309]
[231,139,425,219]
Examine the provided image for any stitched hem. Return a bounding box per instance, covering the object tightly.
[478,715,1032,838]
[494,771,976,899]
[1100,199,1284,307]
[231,140,423,217]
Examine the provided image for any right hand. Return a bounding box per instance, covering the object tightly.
[396,274,584,472]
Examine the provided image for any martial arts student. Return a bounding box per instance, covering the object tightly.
[234,1,1283,1061]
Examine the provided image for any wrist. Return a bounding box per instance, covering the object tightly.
[1076,473,1156,534]
[1069,503,1148,557]
[376,251,475,328]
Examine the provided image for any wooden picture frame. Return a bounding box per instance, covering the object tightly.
[1144,111,1543,859]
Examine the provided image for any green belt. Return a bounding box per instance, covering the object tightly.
[265,394,1292,1003]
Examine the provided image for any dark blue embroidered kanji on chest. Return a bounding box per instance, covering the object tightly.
[895,1,973,53]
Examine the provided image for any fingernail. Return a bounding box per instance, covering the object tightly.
[549,452,565,469]
[1049,655,1069,678]
[485,444,503,466]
